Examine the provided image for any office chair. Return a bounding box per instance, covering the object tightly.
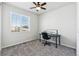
[41,32,51,46]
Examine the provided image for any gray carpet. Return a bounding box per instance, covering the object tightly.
[1,40,76,56]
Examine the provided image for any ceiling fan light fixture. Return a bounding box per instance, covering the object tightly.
[36,7,41,11]
[30,2,47,11]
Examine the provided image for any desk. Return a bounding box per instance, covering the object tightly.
[49,34,61,48]
[39,33,61,48]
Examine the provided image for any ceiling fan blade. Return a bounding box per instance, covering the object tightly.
[33,2,37,5]
[41,7,46,10]
[30,7,36,9]
[41,2,46,6]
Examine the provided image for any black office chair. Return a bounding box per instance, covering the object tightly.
[42,32,51,46]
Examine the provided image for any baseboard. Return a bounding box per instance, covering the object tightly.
[61,43,76,49]
[40,39,76,49]
[2,39,38,49]
[41,39,76,49]
[2,39,76,50]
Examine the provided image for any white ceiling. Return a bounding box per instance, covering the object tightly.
[6,2,75,14]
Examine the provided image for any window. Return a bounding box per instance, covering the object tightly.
[10,12,30,32]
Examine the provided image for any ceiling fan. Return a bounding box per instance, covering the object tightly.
[30,2,47,11]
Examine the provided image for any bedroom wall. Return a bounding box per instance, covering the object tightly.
[77,2,79,56]
[39,4,76,49]
[0,4,2,50]
[2,3,38,48]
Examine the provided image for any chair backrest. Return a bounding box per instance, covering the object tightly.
[42,32,50,40]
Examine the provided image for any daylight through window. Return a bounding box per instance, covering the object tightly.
[10,12,30,32]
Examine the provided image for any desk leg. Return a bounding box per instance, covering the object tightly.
[39,39,41,42]
[56,36,57,48]
[59,36,60,45]
[39,34,41,42]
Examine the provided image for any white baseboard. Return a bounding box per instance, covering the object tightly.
[2,38,76,50]
[61,43,76,49]
[2,38,38,49]
[41,39,76,49]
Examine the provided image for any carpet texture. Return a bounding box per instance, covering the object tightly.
[1,40,76,56]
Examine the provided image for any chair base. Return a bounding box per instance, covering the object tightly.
[44,41,51,46]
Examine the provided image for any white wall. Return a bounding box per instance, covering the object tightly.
[39,4,76,49]
[77,2,79,56]
[2,3,38,48]
[0,5,1,50]
[1,3,77,50]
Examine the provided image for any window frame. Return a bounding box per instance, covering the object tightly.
[10,12,30,32]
